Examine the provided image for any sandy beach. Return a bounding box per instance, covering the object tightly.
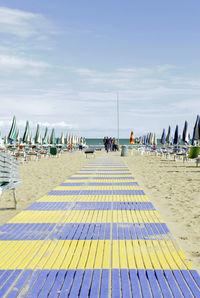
[0,151,88,225]
[124,150,200,273]
[0,149,199,274]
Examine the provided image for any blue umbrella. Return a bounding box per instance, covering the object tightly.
[182,121,189,144]
[192,115,200,144]
[166,126,171,144]
[173,125,179,145]
[161,128,166,145]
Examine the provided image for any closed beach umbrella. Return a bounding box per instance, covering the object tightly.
[8,115,17,142]
[161,128,166,145]
[39,134,42,145]
[192,115,200,144]
[0,130,2,145]
[129,131,134,144]
[153,133,157,146]
[173,125,179,145]
[43,127,48,144]
[60,132,64,145]
[65,132,69,145]
[166,126,171,144]
[29,133,33,145]
[35,124,40,144]
[22,121,29,144]
[50,128,56,144]
[182,121,189,144]
[16,129,20,144]
[4,135,7,145]
[149,133,153,145]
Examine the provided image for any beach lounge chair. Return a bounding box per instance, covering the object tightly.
[183,146,200,166]
[0,152,22,208]
[84,148,95,158]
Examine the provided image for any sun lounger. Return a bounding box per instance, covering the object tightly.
[183,146,200,166]
[0,152,22,208]
[84,149,95,158]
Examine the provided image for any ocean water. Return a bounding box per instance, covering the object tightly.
[86,138,162,147]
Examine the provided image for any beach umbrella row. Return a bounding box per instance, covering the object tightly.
[3,116,81,146]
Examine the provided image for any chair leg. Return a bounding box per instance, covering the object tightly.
[13,189,17,209]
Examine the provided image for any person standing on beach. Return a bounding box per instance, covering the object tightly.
[105,137,110,153]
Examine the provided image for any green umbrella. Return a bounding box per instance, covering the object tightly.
[43,127,48,144]
[35,124,40,144]
[22,121,29,144]
[8,116,17,142]
[50,128,56,144]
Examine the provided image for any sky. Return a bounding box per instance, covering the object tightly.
[0,0,200,138]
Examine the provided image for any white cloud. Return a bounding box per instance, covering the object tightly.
[0,54,50,70]
[0,6,48,38]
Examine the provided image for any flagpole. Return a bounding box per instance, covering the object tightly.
[117,92,119,145]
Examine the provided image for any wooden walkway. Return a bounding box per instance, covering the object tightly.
[0,153,200,297]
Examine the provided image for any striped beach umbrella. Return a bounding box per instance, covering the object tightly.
[182,121,189,144]
[22,121,29,144]
[192,115,200,144]
[43,127,48,144]
[50,128,56,144]
[173,125,179,145]
[8,116,17,142]
[35,124,40,144]
[160,128,166,145]
[166,126,171,144]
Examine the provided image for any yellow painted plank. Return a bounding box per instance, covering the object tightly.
[102,240,110,269]
[119,240,128,268]
[94,240,104,269]
[77,240,91,269]
[112,240,119,268]
[86,241,98,268]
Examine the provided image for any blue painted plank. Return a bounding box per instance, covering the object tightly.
[59,270,75,298]
[38,270,58,298]
[146,269,162,298]
[0,270,21,297]
[173,270,193,297]
[129,269,142,297]
[48,270,67,297]
[6,270,32,298]
[121,269,131,298]
[100,269,109,298]
[164,269,182,297]
[155,270,172,297]
[138,269,152,298]
[0,270,14,288]
[90,270,101,297]
[181,270,200,297]
[68,270,84,297]
[79,269,93,297]
[18,269,42,297]
[112,269,121,297]
[190,270,200,288]
[26,270,49,297]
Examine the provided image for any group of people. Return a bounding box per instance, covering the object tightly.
[103,137,119,153]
